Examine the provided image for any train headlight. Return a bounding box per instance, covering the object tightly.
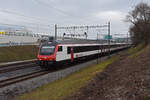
[44,57,47,59]
[49,59,52,61]
[39,58,42,61]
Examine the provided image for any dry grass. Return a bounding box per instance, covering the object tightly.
[128,43,144,55]
[129,44,150,58]
[15,56,118,100]
[0,45,38,63]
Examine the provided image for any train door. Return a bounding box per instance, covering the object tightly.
[56,46,64,61]
[70,47,74,62]
[101,45,104,55]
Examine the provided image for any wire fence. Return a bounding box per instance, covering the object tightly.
[0,42,38,47]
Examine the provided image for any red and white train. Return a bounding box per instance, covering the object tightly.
[37,40,128,68]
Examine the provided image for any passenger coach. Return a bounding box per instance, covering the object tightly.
[37,40,127,68]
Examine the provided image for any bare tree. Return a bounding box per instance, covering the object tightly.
[126,2,150,45]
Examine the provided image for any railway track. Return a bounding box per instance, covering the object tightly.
[0,47,130,88]
[0,58,89,88]
[0,70,50,88]
[0,56,98,88]
[0,61,37,74]
[0,60,37,68]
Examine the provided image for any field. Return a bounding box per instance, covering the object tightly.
[0,45,38,63]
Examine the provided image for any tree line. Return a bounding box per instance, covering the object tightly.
[126,2,150,45]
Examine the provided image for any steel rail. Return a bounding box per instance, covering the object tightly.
[0,46,130,88]
[0,70,49,88]
[0,63,37,74]
[0,60,37,68]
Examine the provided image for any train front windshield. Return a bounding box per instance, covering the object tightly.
[40,46,55,55]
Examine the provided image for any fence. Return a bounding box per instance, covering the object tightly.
[0,42,39,47]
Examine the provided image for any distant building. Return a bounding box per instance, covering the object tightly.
[0,29,41,45]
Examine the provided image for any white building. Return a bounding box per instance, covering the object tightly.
[0,29,40,45]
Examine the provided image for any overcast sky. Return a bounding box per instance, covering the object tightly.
[0,0,149,39]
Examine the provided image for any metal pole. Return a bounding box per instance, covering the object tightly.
[97,33,99,64]
[86,26,88,39]
[127,32,128,44]
[127,32,129,47]
[55,24,57,40]
[108,22,111,57]
[73,26,75,39]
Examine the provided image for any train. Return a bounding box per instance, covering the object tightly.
[37,39,128,68]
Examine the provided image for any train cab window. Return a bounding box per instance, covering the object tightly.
[58,46,63,52]
[40,46,55,55]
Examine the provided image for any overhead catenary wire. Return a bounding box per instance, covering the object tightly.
[32,0,77,18]
[0,22,52,31]
[0,9,52,26]
[0,18,51,28]
[32,0,91,24]
[57,25,109,29]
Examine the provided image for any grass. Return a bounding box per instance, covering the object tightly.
[131,45,150,57]
[15,56,118,100]
[128,44,150,58]
[128,43,144,55]
[0,45,38,63]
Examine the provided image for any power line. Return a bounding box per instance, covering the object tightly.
[57,25,108,29]
[0,9,52,25]
[0,22,51,30]
[0,22,47,28]
[1,18,51,27]
[0,9,38,20]
[33,0,76,18]
[55,24,109,40]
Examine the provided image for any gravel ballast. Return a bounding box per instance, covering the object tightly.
[0,56,109,100]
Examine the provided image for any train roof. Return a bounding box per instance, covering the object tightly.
[56,39,100,44]
[41,39,127,46]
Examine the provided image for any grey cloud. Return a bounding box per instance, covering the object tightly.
[0,0,147,38]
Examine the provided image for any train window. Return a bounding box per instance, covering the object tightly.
[40,46,55,55]
[58,46,63,52]
[72,45,100,53]
[67,45,101,54]
[67,47,71,54]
